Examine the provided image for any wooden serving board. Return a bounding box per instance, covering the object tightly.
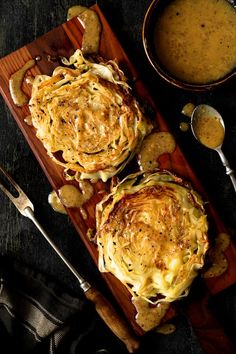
[0,4,236,341]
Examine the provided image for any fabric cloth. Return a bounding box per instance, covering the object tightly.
[0,256,205,354]
[0,256,126,354]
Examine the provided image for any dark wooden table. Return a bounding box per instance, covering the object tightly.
[0,1,236,353]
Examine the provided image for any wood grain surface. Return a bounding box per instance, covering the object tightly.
[0,3,236,346]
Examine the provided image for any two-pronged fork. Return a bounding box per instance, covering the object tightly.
[0,165,139,353]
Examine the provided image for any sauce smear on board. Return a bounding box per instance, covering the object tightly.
[67,5,101,54]
[48,181,94,219]
[138,131,176,170]
[9,59,36,106]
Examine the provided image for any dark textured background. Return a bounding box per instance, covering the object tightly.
[0,1,236,353]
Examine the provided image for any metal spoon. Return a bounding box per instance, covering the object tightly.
[191,104,236,193]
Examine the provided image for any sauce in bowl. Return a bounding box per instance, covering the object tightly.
[143,0,236,89]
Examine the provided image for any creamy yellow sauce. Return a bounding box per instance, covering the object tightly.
[181,103,195,118]
[179,103,195,131]
[48,190,67,214]
[24,115,32,126]
[48,181,93,216]
[193,114,225,148]
[154,0,236,84]
[156,323,176,335]
[132,297,170,331]
[67,5,101,54]
[25,76,35,85]
[203,233,230,278]
[79,180,94,201]
[79,207,88,220]
[67,5,87,20]
[59,184,84,208]
[138,131,176,171]
[179,122,190,132]
[9,59,36,106]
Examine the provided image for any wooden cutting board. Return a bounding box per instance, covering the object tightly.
[0,4,236,339]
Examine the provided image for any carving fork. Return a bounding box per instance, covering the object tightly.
[0,165,139,353]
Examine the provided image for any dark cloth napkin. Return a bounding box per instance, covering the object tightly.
[0,256,205,354]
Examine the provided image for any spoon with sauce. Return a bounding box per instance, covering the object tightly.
[191,104,236,192]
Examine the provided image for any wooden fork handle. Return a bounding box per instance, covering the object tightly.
[85,286,140,353]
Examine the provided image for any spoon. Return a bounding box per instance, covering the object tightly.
[191,104,236,193]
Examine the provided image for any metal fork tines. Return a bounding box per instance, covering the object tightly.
[0,165,89,289]
[0,165,34,216]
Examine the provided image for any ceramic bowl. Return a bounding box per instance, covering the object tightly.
[142,0,236,91]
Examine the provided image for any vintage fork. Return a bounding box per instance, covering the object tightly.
[0,165,89,289]
[0,165,139,353]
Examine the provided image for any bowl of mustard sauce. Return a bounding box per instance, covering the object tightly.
[142,0,236,90]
